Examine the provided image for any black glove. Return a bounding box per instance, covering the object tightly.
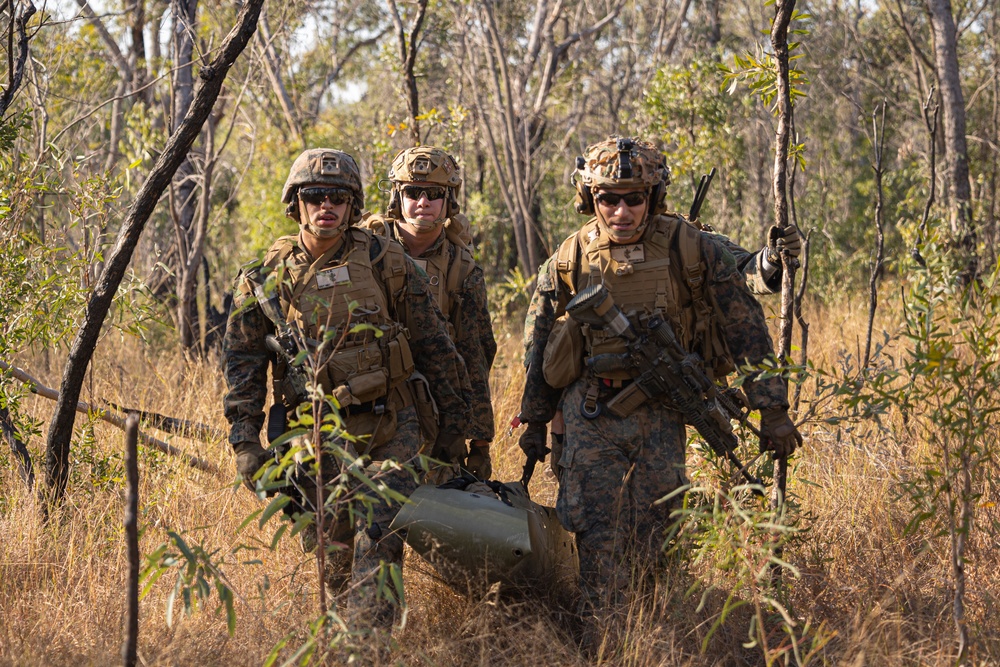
[759,408,803,459]
[518,422,550,462]
[234,441,271,492]
[464,441,492,479]
[766,224,802,264]
[432,429,467,462]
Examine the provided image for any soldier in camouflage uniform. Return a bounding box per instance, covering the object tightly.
[516,137,802,617]
[223,148,470,631]
[362,146,497,479]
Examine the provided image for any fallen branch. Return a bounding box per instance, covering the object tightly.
[106,403,224,442]
[1,360,216,473]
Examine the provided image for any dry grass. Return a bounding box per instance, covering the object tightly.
[2,290,999,666]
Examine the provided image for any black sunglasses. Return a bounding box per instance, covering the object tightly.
[594,191,648,207]
[401,185,447,201]
[298,187,352,206]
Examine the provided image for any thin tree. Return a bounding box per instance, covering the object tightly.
[0,1,36,117]
[43,0,266,506]
[121,413,139,667]
[769,0,798,584]
[924,0,979,281]
[387,0,428,146]
[862,101,887,371]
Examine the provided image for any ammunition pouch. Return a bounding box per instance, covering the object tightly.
[407,371,439,446]
[542,314,584,388]
[266,404,287,444]
[604,381,650,418]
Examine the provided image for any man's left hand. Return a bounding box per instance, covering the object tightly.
[759,408,803,459]
[767,224,802,264]
[464,440,492,479]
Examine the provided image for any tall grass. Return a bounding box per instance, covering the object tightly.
[2,285,999,666]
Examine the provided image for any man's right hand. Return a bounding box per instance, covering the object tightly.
[518,422,551,462]
[234,442,271,491]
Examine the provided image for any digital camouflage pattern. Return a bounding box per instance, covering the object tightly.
[706,230,782,295]
[519,215,788,608]
[223,229,469,626]
[363,215,497,443]
[224,230,470,446]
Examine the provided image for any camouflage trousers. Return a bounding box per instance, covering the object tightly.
[556,378,689,615]
[294,403,421,631]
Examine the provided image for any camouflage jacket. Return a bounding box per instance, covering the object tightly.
[362,216,497,441]
[519,216,788,424]
[704,231,780,296]
[223,230,471,448]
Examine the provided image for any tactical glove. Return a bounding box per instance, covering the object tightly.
[766,224,803,264]
[518,422,551,462]
[759,408,803,459]
[464,441,492,480]
[234,441,271,491]
[432,429,467,462]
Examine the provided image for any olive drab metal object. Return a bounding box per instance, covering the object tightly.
[389,480,579,597]
[282,148,365,227]
[386,146,462,222]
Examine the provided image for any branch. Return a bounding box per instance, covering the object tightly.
[43,0,264,504]
[2,360,217,472]
[74,0,132,79]
[0,1,36,117]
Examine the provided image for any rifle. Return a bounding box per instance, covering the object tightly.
[252,280,312,442]
[566,284,764,492]
[688,167,717,224]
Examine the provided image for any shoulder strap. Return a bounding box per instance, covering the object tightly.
[445,238,475,298]
[363,213,391,239]
[555,230,585,295]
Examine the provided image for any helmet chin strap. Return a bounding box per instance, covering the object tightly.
[302,220,344,239]
[402,214,444,231]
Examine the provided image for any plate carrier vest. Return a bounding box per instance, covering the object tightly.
[249,228,415,410]
[553,214,735,383]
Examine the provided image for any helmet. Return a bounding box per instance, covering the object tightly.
[572,136,670,217]
[386,146,462,224]
[282,149,365,231]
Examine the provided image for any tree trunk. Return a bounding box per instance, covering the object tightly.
[43,0,266,505]
[769,0,798,586]
[925,0,979,278]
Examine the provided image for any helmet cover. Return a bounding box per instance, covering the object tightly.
[282,149,365,231]
[387,146,462,224]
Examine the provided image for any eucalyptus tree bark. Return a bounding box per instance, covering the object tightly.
[176,114,216,352]
[121,413,139,667]
[925,0,978,279]
[387,0,429,146]
[0,1,37,117]
[863,102,886,372]
[43,0,266,505]
[769,0,797,584]
[169,0,203,350]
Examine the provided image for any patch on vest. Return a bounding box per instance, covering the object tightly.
[316,264,351,289]
[411,258,428,272]
[610,244,645,264]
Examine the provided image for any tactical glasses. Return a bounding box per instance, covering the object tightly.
[594,191,648,207]
[401,185,447,201]
[298,187,352,206]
